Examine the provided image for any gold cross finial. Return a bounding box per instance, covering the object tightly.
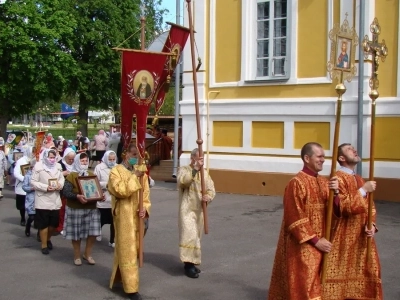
[362,18,388,100]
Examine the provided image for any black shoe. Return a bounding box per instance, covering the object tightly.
[41,248,49,255]
[127,292,142,300]
[194,266,201,273]
[25,228,30,237]
[20,220,26,226]
[47,241,53,250]
[184,266,199,279]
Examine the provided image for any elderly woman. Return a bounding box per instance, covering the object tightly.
[56,148,76,235]
[0,137,7,199]
[94,150,116,247]
[31,149,65,255]
[14,146,35,226]
[22,158,37,237]
[62,153,102,266]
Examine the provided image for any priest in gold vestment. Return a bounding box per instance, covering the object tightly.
[108,144,151,300]
[323,143,382,299]
[177,148,215,279]
[268,142,339,300]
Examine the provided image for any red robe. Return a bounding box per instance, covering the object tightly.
[323,170,382,299]
[268,169,329,300]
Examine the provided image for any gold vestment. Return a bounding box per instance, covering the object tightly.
[177,165,215,265]
[108,164,151,294]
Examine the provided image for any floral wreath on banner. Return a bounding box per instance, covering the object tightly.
[127,70,160,105]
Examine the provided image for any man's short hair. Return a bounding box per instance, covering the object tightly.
[127,143,137,154]
[300,142,323,162]
[190,148,199,158]
[337,143,351,164]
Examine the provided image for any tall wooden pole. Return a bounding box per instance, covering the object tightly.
[321,73,345,284]
[138,3,146,267]
[321,14,358,284]
[362,18,388,261]
[186,0,208,234]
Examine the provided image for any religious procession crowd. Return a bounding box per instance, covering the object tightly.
[0,129,383,299]
[0,129,213,300]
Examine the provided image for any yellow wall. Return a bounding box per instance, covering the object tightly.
[375,117,400,160]
[213,121,243,147]
[297,1,328,78]
[375,0,398,97]
[252,122,284,148]
[214,0,241,83]
[294,122,331,150]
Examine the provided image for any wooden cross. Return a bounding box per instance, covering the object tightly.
[362,18,388,95]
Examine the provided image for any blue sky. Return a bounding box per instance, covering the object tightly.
[161,0,183,24]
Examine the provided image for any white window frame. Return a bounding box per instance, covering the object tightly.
[241,0,296,83]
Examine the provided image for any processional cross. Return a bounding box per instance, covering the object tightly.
[361,17,388,261]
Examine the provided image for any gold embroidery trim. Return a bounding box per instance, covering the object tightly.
[179,244,200,250]
[288,218,309,231]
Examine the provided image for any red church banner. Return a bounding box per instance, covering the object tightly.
[154,23,190,112]
[120,50,168,158]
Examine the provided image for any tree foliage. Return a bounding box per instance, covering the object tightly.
[0,0,166,137]
[0,0,77,136]
[66,0,166,136]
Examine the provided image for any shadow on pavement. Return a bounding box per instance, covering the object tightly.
[145,251,183,276]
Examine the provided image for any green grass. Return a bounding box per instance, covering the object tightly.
[7,124,108,140]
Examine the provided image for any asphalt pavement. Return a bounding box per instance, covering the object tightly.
[0,181,399,300]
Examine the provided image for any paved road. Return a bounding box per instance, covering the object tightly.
[0,181,399,300]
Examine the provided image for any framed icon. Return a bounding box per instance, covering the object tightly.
[48,179,59,189]
[327,14,359,82]
[13,152,24,162]
[20,164,30,176]
[76,176,103,202]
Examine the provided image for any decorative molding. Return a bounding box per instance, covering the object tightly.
[180,153,400,179]
[180,97,400,117]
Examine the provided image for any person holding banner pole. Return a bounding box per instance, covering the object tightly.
[322,143,382,299]
[268,142,338,300]
[177,148,215,279]
[108,144,151,300]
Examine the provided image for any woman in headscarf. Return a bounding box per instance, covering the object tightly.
[31,149,64,254]
[62,153,102,266]
[94,150,116,247]
[14,146,35,226]
[56,148,76,235]
[0,137,7,199]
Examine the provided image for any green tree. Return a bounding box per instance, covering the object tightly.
[0,0,77,136]
[66,0,166,137]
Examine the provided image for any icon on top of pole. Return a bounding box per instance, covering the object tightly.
[321,13,359,285]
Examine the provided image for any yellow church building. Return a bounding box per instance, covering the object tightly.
[179,0,400,202]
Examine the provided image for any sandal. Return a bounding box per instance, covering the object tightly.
[82,255,95,265]
[74,258,82,266]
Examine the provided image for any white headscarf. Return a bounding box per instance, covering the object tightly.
[102,150,117,169]
[62,148,75,172]
[72,153,89,176]
[42,149,58,175]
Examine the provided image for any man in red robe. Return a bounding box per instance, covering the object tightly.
[268,142,339,300]
[323,143,382,299]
